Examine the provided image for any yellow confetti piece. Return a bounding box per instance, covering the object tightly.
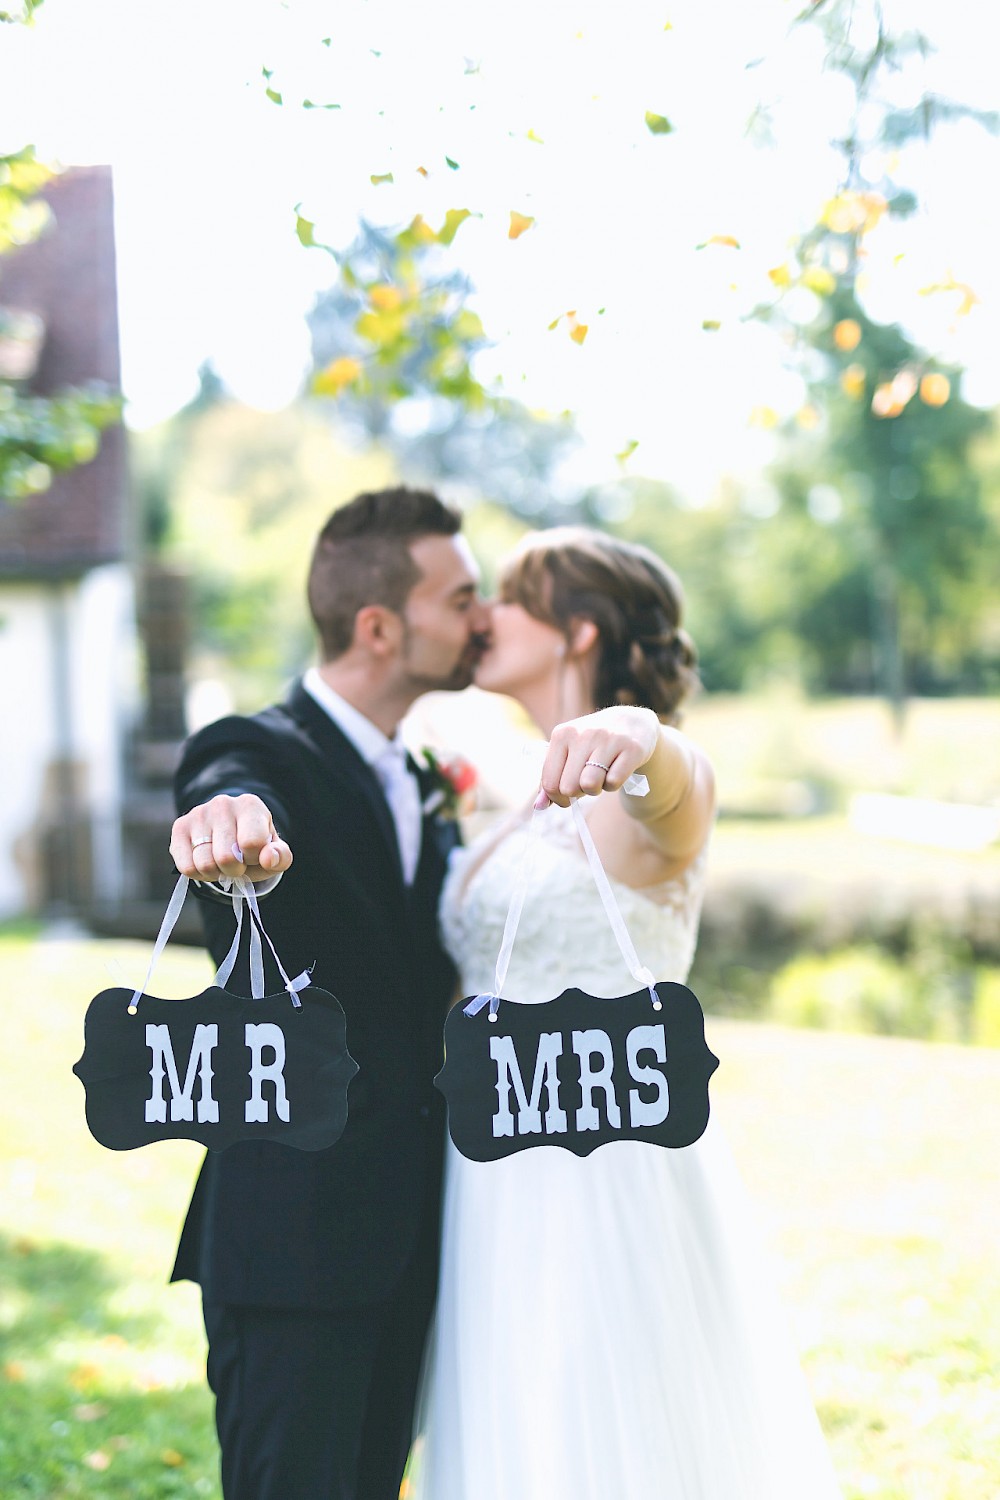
[697,235,741,250]
[313,357,363,397]
[416,166,428,177]
[841,364,866,400]
[920,372,950,406]
[749,405,779,429]
[801,266,836,296]
[406,214,438,245]
[438,208,472,245]
[526,129,545,144]
[509,211,535,240]
[370,172,394,186]
[161,1449,185,1468]
[701,319,721,331]
[820,190,887,236]
[615,439,639,464]
[918,274,980,318]
[768,264,791,288]
[833,318,862,352]
[569,322,589,345]
[871,383,902,418]
[368,284,403,312]
[645,111,673,135]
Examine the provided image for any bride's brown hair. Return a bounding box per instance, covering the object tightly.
[498,527,699,725]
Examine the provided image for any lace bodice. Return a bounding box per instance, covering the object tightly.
[440,802,709,1002]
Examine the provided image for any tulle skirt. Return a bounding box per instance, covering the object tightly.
[410,1120,842,1499]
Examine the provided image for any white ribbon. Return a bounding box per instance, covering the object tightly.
[464,799,661,1021]
[128,873,190,1015]
[127,874,312,1015]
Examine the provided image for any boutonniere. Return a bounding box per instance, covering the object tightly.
[420,748,478,820]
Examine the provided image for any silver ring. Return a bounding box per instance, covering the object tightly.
[584,760,611,774]
[191,836,214,848]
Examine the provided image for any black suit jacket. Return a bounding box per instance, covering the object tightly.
[170,681,459,1311]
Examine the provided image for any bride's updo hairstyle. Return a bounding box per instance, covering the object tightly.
[499,527,699,724]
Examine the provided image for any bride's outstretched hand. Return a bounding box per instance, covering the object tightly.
[536,707,660,809]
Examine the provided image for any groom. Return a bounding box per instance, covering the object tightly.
[168,487,489,1500]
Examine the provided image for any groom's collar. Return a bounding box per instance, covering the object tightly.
[302,667,403,768]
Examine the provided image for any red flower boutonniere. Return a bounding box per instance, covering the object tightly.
[421,748,478,820]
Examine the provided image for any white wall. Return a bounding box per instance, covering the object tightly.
[0,565,138,917]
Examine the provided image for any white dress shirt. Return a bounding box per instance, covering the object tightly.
[303,668,423,883]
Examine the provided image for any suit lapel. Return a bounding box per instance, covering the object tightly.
[284,681,405,886]
[408,758,460,918]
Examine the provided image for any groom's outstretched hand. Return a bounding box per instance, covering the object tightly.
[537,707,660,809]
[170,794,294,885]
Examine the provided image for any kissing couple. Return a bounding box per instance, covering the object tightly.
[169,487,841,1499]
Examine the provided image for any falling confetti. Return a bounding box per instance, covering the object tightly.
[833,319,862,351]
[645,111,674,135]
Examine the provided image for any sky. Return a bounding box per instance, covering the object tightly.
[2,0,998,500]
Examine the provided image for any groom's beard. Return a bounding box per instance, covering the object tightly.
[401,632,489,695]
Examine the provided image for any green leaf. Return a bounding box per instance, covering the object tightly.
[645,111,674,135]
[294,212,316,248]
[265,87,283,106]
[445,156,460,170]
[437,207,472,245]
[452,309,485,342]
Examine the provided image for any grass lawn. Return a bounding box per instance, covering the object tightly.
[1,926,997,1498]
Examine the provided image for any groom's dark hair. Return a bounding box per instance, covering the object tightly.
[308,486,463,659]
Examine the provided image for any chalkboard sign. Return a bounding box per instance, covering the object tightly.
[74,985,358,1152]
[436,981,718,1161]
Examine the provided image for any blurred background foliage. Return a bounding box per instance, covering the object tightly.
[1,4,121,501]
[0,141,121,500]
[1,0,121,506]
[122,0,1000,714]
[7,0,999,1038]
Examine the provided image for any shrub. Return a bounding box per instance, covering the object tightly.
[768,946,971,1041]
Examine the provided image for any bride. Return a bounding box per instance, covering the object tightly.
[411,527,842,1498]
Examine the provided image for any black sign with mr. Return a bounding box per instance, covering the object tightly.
[74,986,358,1152]
[436,981,719,1162]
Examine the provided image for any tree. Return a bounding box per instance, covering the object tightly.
[305,217,580,521]
[0,6,121,500]
[750,0,999,712]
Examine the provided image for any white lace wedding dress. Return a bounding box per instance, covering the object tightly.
[411,803,842,1499]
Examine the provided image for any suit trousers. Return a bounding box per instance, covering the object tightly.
[203,1233,439,1500]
